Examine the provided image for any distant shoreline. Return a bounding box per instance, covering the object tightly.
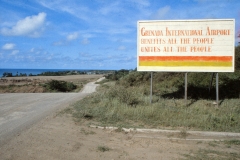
[0,69,115,78]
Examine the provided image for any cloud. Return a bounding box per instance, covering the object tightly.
[67,32,78,41]
[151,6,171,19]
[37,1,90,22]
[2,43,15,50]
[52,40,67,46]
[129,0,150,8]
[30,48,35,52]
[53,32,80,46]
[99,1,121,15]
[117,46,126,51]
[1,12,47,37]
[81,38,90,45]
[10,50,19,55]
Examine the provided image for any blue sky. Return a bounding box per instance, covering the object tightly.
[0,0,240,70]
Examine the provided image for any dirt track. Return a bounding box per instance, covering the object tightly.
[0,77,104,146]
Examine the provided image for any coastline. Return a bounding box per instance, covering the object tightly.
[0,69,114,77]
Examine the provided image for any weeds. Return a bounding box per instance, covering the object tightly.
[224,139,240,146]
[80,128,95,135]
[95,78,109,85]
[72,92,240,132]
[208,141,219,147]
[97,145,110,152]
[178,129,188,139]
[69,70,240,132]
[44,80,77,92]
[182,148,240,160]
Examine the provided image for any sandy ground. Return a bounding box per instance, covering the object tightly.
[0,75,240,159]
[0,113,240,160]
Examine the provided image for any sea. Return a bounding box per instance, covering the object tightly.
[0,69,91,77]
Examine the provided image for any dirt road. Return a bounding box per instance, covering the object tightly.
[0,77,104,146]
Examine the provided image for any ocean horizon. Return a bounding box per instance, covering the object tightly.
[0,68,101,77]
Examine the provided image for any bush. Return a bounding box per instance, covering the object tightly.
[107,86,141,106]
[2,72,13,77]
[105,69,130,81]
[45,80,77,92]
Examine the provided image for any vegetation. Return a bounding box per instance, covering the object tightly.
[43,80,77,92]
[224,139,240,146]
[72,89,240,132]
[2,72,13,77]
[182,148,240,160]
[182,139,240,159]
[105,69,131,81]
[1,70,115,77]
[38,71,84,76]
[80,128,96,135]
[97,145,110,152]
[2,72,31,77]
[69,46,240,132]
[38,70,114,76]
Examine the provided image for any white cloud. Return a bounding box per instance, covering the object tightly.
[130,0,150,8]
[99,2,121,15]
[81,38,90,45]
[52,40,66,46]
[67,32,78,41]
[1,12,47,37]
[11,50,19,55]
[2,43,15,50]
[30,48,35,52]
[53,32,79,46]
[151,6,171,19]
[117,46,126,51]
[37,1,90,22]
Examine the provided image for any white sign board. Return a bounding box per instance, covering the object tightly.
[137,19,235,72]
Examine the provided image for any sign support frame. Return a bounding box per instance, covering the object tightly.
[185,72,188,104]
[150,72,153,104]
[216,72,219,107]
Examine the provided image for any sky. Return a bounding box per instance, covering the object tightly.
[0,0,240,70]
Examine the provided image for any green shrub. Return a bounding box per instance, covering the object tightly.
[105,69,130,81]
[107,86,141,106]
[45,80,77,92]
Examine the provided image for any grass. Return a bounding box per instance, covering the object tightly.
[95,78,110,85]
[182,148,240,160]
[71,90,240,132]
[224,139,240,146]
[208,141,219,147]
[182,139,240,159]
[68,71,240,132]
[80,128,96,135]
[178,129,188,139]
[97,145,110,152]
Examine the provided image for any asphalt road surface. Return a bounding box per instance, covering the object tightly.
[0,77,104,146]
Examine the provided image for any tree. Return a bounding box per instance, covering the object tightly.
[235,45,240,70]
[2,72,13,77]
[238,33,240,44]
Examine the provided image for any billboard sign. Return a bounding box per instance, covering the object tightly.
[137,19,235,72]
